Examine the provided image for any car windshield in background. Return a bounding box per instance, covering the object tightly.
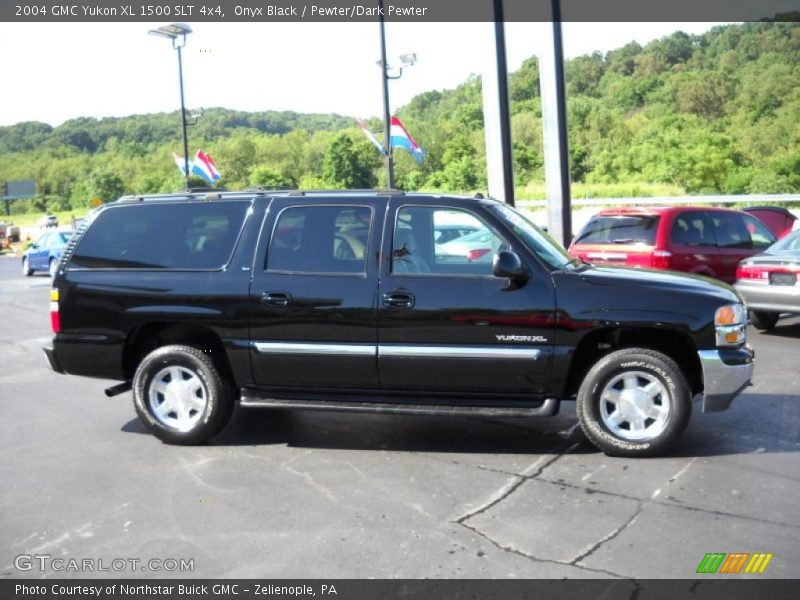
[767,230,800,254]
[575,215,660,245]
[489,203,575,270]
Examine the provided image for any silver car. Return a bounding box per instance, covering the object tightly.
[735,230,800,330]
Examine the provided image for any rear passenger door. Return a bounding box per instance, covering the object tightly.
[249,198,385,389]
[669,211,718,277]
[377,200,556,397]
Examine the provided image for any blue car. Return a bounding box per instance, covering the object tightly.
[22,230,73,277]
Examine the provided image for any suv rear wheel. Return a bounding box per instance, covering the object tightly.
[132,344,235,445]
[576,347,692,457]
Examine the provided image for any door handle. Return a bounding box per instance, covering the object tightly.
[262,292,291,308]
[383,292,415,309]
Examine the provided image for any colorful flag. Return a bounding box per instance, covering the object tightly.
[356,118,386,155]
[173,153,189,176]
[191,150,222,185]
[390,116,426,164]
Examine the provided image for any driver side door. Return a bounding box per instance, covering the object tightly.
[377,201,556,397]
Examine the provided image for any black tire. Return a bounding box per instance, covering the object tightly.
[132,344,235,445]
[750,310,779,332]
[22,257,32,276]
[48,258,58,278]
[576,347,692,458]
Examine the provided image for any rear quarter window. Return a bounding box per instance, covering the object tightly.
[574,215,660,246]
[69,201,250,270]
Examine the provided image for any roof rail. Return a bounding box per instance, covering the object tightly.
[244,185,296,192]
[174,187,227,194]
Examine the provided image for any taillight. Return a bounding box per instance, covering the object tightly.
[651,249,672,269]
[467,248,492,262]
[736,263,800,281]
[50,288,60,333]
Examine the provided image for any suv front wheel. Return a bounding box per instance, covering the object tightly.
[132,345,235,445]
[576,347,692,457]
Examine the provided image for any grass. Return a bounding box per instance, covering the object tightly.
[516,181,687,200]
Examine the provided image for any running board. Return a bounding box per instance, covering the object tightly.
[239,390,560,418]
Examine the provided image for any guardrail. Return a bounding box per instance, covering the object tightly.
[517,194,800,208]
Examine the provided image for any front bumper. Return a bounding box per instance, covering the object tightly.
[43,345,65,374]
[698,347,754,412]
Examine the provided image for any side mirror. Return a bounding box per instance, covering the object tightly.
[493,250,530,282]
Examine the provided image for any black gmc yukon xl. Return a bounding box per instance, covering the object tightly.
[44,190,754,457]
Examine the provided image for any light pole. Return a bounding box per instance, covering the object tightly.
[377,1,416,189]
[149,23,193,190]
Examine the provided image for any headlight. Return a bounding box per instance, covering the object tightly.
[715,303,747,346]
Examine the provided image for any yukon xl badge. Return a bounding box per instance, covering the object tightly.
[496,334,548,343]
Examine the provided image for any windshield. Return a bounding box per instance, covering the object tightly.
[488,203,576,270]
[767,230,800,253]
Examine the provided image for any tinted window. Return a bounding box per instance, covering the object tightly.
[574,215,660,245]
[267,205,371,274]
[710,212,751,249]
[71,202,250,269]
[671,212,713,246]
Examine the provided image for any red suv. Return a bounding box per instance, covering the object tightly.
[569,206,776,283]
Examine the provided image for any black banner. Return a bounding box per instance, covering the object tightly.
[3,580,800,600]
[2,0,800,22]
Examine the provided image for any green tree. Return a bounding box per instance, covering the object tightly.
[322,133,376,188]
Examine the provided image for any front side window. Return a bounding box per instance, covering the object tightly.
[70,202,250,269]
[392,207,507,276]
[267,205,371,274]
[710,212,751,249]
[743,214,776,250]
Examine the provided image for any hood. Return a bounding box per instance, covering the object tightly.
[578,264,741,304]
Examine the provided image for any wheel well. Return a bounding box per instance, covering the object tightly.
[122,322,231,381]
[565,327,702,398]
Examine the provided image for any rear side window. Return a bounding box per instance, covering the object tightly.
[574,215,660,245]
[267,205,372,274]
[70,202,250,269]
[671,212,714,246]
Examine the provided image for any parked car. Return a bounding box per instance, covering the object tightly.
[43,190,754,457]
[735,229,800,330]
[569,206,776,283]
[743,206,797,240]
[22,230,73,277]
[38,214,59,229]
[0,221,21,243]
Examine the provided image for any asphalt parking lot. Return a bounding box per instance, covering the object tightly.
[1,255,798,580]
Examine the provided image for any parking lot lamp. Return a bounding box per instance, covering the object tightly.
[149,23,193,189]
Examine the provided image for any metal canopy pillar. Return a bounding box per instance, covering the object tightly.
[481,0,515,205]
[539,0,572,245]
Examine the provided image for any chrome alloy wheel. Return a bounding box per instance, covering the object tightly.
[599,371,670,441]
[147,366,208,432]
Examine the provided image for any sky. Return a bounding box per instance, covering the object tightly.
[0,22,726,127]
